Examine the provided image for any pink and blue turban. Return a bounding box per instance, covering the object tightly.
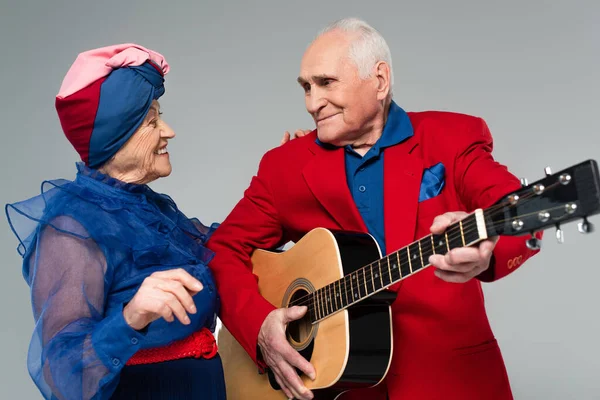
[55,44,170,168]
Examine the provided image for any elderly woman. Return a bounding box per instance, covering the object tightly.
[5,44,295,400]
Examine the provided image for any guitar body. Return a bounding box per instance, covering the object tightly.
[218,228,396,400]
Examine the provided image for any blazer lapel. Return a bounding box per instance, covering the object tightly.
[383,141,423,254]
[302,143,367,233]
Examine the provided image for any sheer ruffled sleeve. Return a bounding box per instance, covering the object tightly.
[27,216,146,400]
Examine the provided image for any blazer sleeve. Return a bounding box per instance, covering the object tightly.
[206,150,286,366]
[452,116,543,282]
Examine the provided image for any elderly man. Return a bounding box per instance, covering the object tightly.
[207,18,541,400]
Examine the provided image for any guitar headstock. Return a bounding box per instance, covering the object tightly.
[485,159,600,248]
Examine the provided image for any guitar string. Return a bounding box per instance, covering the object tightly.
[289,200,579,316]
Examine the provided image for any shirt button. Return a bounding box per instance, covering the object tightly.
[131,337,139,345]
[112,358,121,366]
[358,185,366,192]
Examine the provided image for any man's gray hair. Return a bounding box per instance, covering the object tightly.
[317,18,394,97]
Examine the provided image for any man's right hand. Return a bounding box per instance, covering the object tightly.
[258,306,316,400]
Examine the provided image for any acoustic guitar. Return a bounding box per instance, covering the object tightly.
[218,159,600,400]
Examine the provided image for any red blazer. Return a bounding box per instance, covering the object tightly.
[207,111,541,400]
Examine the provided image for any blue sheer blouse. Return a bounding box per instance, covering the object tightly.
[5,163,220,400]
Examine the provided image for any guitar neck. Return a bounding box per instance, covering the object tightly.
[308,159,600,323]
[309,209,490,323]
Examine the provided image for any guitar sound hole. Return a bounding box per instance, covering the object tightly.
[287,289,313,347]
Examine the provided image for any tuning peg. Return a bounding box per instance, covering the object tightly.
[533,184,545,195]
[512,219,524,231]
[578,217,595,234]
[555,224,564,244]
[520,178,528,187]
[526,233,542,250]
[565,203,578,214]
[545,166,552,176]
[508,194,520,205]
[559,173,572,185]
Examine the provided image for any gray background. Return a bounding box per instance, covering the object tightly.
[1,0,598,398]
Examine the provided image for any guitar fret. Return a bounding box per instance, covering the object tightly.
[357,270,365,299]
[356,271,363,300]
[338,279,343,311]
[329,284,335,314]
[420,235,434,266]
[430,234,435,254]
[322,288,327,317]
[323,288,328,318]
[378,260,385,288]
[321,286,326,317]
[371,263,377,291]
[313,291,318,320]
[350,273,355,302]
[318,292,323,321]
[410,242,423,271]
[432,233,448,256]
[371,266,377,292]
[448,226,464,250]
[314,290,323,320]
[407,247,413,273]
[373,264,379,291]
[344,276,349,307]
[399,247,410,278]
[392,253,400,281]
[315,290,321,320]
[336,280,341,310]
[332,282,337,311]
[327,283,336,314]
[445,232,450,252]
[316,290,321,320]
[321,287,326,317]
[459,220,466,246]
[330,284,335,314]
[465,216,481,244]
[418,240,424,267]
[325,284,330,316]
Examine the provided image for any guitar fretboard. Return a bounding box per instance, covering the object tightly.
[308,211,487,323]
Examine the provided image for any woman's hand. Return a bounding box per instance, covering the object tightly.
[123,268,203,330]
[280,129,312,145]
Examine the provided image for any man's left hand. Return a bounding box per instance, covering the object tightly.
[428,211,498,283]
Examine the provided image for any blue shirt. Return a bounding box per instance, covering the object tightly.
[6,163,220,400]
[317,101,414,255]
